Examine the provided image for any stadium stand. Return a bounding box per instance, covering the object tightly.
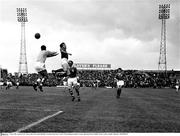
[1,69,178,88]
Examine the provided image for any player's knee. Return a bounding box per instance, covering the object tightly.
[37,78,41,83]
[62,65,68,71]
[68,84,72,89]
[74,84,80,90]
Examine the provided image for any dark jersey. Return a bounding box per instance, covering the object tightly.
[115,73,124,80]
[69,66,77,78]
[61,51,68,59]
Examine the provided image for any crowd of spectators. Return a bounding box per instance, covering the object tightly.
[78,70,177,88]
[2,69,178,88]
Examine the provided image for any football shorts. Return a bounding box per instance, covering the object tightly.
[35,62,46,72]
[0,82,3,86]
[61,58,69,71]
[117,80,124,87]
[68,77,78,88]
[63,81,68,86]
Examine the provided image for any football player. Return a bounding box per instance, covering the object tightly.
[67,60,80,101]
[52,42,72,78]
[175,80,179,93]
[115,68,125,98]
[33,45,58,92]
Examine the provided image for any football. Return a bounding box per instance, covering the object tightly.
[35,33,40,39]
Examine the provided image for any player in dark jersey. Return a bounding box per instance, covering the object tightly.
[115,68,125,98]
[67,60,81,101]
[52,42,72,77]
[175,80,179,93]
[16,79,20,89]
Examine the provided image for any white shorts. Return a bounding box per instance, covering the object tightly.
[61,58,69,70]
[117,80,124,87]
[175,85,179,89]
[7,81,12,86]
[0,82,3,86]
[61,58,68,65]
[37,78,41,83]
[35,62,46,72]
[68,77,78,88]
[77,82,80,86]
[63,81,68,86]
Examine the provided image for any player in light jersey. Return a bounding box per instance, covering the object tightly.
[33,45,58,92]
[67,60,80,101]
[52,42,72,77]
[115,68,125,98]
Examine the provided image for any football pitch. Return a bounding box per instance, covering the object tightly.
[0,86,179,133]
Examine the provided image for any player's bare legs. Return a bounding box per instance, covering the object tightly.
[116,85,122,98]
[33,70,48,92]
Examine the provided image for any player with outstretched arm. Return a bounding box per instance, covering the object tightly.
[52,42,72,78]
[33,45,58,92]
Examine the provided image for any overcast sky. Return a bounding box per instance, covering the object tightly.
[0,0,179,73]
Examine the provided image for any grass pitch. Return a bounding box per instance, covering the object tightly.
[0,86,179,133]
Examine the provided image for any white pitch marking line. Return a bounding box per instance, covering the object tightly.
[14,110,63,133]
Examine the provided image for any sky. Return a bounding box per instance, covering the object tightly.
[0,0,179,73]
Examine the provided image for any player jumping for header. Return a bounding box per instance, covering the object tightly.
[52,42,72,78]
[33,45,58,92]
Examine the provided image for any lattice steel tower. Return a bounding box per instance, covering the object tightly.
[158,4,170,74]
[17,8,28,74]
